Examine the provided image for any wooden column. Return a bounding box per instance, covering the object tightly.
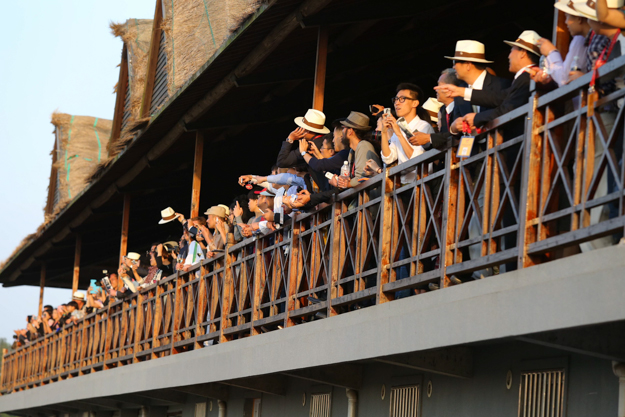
[120,193,131,264]
[38,263,46,318]
[552,10,570,59]
[190,131,204,218]
[72,236,82,294]
[312,26,329,111]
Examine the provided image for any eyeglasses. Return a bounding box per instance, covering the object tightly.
[391,96,417,104]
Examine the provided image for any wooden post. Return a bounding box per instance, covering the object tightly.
[190,131,204,218]
[553,10,570,60]
[312,26,329,111]
[72,236,82,294]
[120,193,131,264]
[376,174,394,304]
[38,263,46,318]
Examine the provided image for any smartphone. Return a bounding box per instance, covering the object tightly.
[325,172,336,180]
[383,108,391,116]
[101,277,112,292]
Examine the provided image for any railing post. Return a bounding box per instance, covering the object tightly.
[517,93,544,268]
[221,247,234,344]
[133,292,144,362]
[1,348,6,392]
[103,305,113,368]
[441,148,460,287]
[328,199,342,317]
[72,235,82,295]
[195,263,208,350]
[172,271,185,354]
[251,239,264,336]
[286,220,303,327]
[376,171,394,304]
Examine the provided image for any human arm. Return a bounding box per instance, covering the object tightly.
[350,144,380,187]
[276,128,308,167]
[597,0,625,27]
[472,75,531,127]
[307,149,350,173]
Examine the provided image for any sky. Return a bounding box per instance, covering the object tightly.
[0,1,155,343]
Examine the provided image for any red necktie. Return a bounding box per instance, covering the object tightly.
[446,113,450,130]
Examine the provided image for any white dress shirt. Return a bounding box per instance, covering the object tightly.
[463,70,487,113]
[545,35,588,87]
[381,115,434,184]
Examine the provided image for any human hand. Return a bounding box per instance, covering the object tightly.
[175,212,185,223]
[328,174,339,188]
[337,176,351,189]
[529,68,553,85]
[238,223,253,237]
[537,38,556,56]
[364,159,381,176]
[434,83,463,98]
[307,141,323,159]
[292,190,311,208]
[233,201,243,218]
[207,251,215,258]
[238,175,254,186]
[408,132,431,146]
[288,127,307,141]
[299,138,309,154]
[567,71,584,83]
[463,113,476,129]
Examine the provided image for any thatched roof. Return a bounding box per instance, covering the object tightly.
[110,19,153,127]
[161,0,264,95]
[47,112,112,215]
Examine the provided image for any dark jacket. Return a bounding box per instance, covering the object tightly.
[307,148,350,175]
[473,72,531,127]
[277,134,328,190]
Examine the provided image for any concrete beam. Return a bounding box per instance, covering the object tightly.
[518,321,625,362]
[283,364,363,390]
[375,347,474,379]
[221,375,287,396]
[171,383,229,401]
[134,390,187,405]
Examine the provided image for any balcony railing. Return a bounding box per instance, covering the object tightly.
[2,56,625,394]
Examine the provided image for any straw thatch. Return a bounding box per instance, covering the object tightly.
[48,113,112,213]
[110,19,153,123]
[161,0,264,95]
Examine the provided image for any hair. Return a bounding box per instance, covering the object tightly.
[527,50,540,65]
[270,165,278,174]
[247,190,259,200]
[44,305,54,312]
[67,301,79,309]
[231,195,253,223]
[396,82,431,123]
[191,216,207,226]
[294,162,308,173]
[440,68,461,86]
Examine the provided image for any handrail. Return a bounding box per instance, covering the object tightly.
[3,61,625,393]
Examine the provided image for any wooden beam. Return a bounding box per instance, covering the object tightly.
[283,364,363,390]
[141,0,165,118]
[190,131,204,218]
[312,26,328,111]
[110,46,130,154]
[375,347,474,379]
[120,193,131,264]
[72,235,82,294]
[38,262,45,318]
[553,9,570,60]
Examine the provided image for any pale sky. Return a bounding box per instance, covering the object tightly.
[0,1,155,342]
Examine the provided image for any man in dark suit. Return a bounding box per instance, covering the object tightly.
[439,31,541,131]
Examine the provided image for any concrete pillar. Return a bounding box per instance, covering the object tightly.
[346,389,358,417]
[217,401,226,417]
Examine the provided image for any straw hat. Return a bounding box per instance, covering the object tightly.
[218,204,230,217]
[554,0,583,16]
[576,0,625,20]
[340,111,372,131]
[504,30,542,56]
[294,109,330,134]
[204,206,227,218]
[445,40,493,63]
[422,98,444,123]
[159,207,180,224]
[126,252,141,261]
[72,291,85,301]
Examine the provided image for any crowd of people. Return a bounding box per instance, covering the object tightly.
[12,0,625,347]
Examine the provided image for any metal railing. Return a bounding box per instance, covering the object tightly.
[2,55,625,393]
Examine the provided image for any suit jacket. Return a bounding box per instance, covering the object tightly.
[426,97,475,150]
[473,72,531,127]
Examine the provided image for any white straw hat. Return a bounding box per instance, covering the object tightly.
[445,40,493,63]
[422,98,444,123]
[576,0,625,21]
[294,109,330,134]
[159,207,180,224]
[504,30,542,56]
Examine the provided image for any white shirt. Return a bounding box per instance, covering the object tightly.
[464,70,487,113]
[545,35,588,87]
[514,64,535,80]
[184,241,205,267]
[381,115,434,184]
[446,101,455,114]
